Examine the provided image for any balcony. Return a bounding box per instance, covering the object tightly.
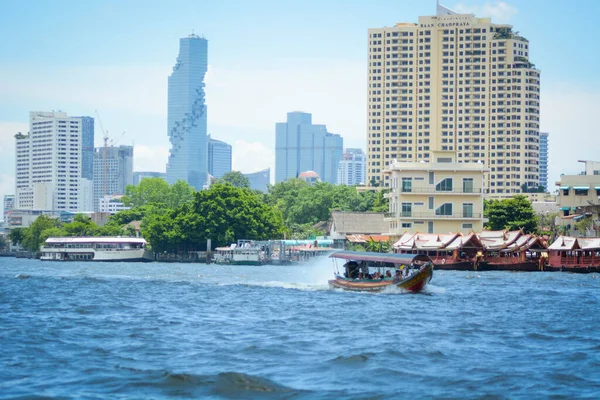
[385,212,483,220]
[397,187,482,194]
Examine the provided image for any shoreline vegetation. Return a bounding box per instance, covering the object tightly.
[5,175,389,255]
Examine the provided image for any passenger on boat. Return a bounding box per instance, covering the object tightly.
[393,270,402,283]
[356,272,364,281]
[385,270,392,278]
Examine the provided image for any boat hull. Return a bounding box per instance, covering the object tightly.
[328,265,433,293]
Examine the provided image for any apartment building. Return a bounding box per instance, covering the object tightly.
[93,145,134,211]
[383,152,488,234]
[367,5,540,197]
[15,111,94,212]
[338,148,367,186]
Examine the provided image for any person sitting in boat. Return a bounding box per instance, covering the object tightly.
[385,270,392,278]
[393,269,402,283]
[356,272,364,281]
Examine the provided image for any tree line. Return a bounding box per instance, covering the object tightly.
[7,173,390,253]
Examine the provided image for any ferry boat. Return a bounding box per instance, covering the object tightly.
[546,236,600,273]
[328,251,433,293]
[40,237,152,262]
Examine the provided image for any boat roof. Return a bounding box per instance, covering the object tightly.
[45,236,147,244]
[548,236,600,251]
[329,250,431,264]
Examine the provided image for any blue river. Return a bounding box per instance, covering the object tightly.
[1,257,600,399]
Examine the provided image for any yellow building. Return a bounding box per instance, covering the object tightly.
[367,4,540,198]
[383,152,488,234]
[555,161,600,236]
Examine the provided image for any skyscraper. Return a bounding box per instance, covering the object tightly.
[539,132,549,191]
[80,116,95,181]
[367,4,540,197]
[338,148,367,186]
[15,111,93,212]
[275,111,343,184]
[93,145,134,211]
[208,135,232,179]
[166,34,208,190]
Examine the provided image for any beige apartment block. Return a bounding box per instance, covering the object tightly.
[383,152,488,235]
[555,162,600,235]
[367,5,540,198]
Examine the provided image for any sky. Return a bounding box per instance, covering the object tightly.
[0,0,599,216]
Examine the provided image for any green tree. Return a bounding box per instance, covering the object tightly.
[484,195,538,233]
[61,214,98,237]
[0,234,7,251]
[8,228,25,246]
[122,177,170,207]
[167,180,195,208]
[22,215,60,252]
[220,171,251,189]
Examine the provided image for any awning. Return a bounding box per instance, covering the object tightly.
[595,186,600,190]
[573,186,590,190]
[574,215,585,221]
[559,186,570,190]
[559,207,570,211]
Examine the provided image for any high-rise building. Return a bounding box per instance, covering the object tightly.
[3,194,15,222]
[80,116,95,181]
[367,4,540,197]
[15,111,94,212]
[93,145,134,211]
[275,111,343,184]
[208,135,232,179]
[539,132,549,191]
[244,168,271,192]
[338,148,367,186]
[166,34,209,191]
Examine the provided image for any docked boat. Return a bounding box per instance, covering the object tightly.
[547,236,600,273]
[477,230,548,271]
[393,232,485,271]
[40,237,152,262]
[328,251,433,293]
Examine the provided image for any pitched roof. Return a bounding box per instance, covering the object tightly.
[331,211,388,235]
[393,232,484,251]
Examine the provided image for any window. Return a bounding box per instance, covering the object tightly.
[574,187,589,196]
[428,196,434,209]
[402,177,412,192]
[428,171,434,184]
[401,222,412,229]
[427,221,434,234]
[463,203,473,218]
[436,203,453,216]
[401,202,412,217]
[436,178,453,192]
[462,223,473,229]
[462,178,474,193]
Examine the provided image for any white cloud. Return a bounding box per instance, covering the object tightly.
[453,1,518,22]
[133,144,169,172]
[232,140,274,176]
[541,86,600,187]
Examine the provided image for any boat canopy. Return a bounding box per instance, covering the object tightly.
[329,250,432,264]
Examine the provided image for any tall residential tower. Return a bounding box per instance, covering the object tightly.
[338,148,367,186]
[275,112,343,184]
[367,5,540,197]
[166,34,208,190]
[539,132,548,191]
[15,111,94,212]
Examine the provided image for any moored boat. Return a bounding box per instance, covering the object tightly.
[546,236,600,273]
[40,237,152,262]
[328,251,433,293]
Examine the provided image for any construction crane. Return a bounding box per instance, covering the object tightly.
[95,110,110,207]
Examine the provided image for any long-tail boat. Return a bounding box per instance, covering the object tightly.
[547,236,600,273]
[477,230,548,271]
[328,251,433,293]
[393,232,485,271]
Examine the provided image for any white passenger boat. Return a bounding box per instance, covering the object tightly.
[40,237,153,262]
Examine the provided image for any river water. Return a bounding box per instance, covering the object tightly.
[1,257,600,399]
